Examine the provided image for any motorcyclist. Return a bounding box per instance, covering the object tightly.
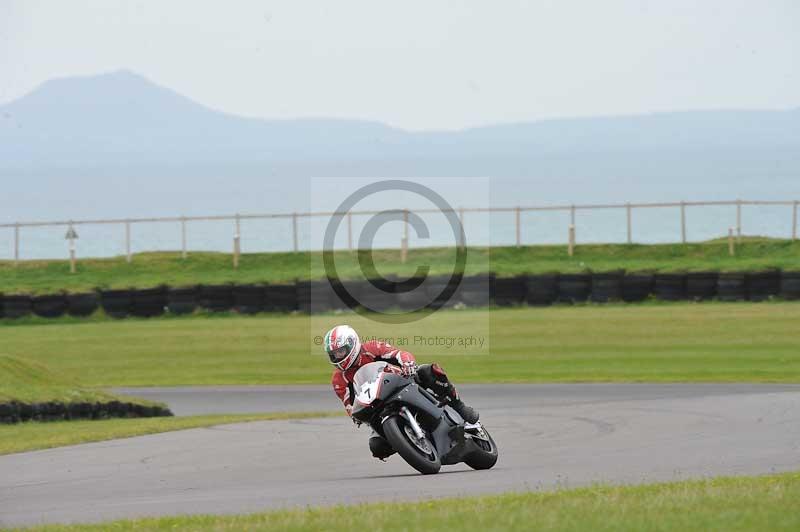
[324,324,479,460]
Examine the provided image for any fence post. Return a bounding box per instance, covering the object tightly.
[233,213,241,269]
[515,207,521,247]
[568,224,575,256]
[347,212,353,251]
[13,222,19,266]
[292,212,298,252]
[180,217,187,259]
[736,199,742,242]
[67,222,77,274]
[458,207,465,249]
[626,203,632,244]
[793,201,798,241]
[680,202,687,243]
[401,209,409,264]
[125,220,132,263]
[570,205,576,226]
[728,227,735,256]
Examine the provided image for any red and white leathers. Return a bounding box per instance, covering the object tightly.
[331,340,415,417]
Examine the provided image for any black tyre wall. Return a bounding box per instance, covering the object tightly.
[198,285,234,312]
[557,274,591,303]
[686,273,718,301]
[167,287,198,315]
[746,271,781,302]
[2,295,32,319]
[492,276,526,306]
[621,274,653,302]
[591,272,623,303]
[233,284,266,314]
[296,280,333,313]
[100,290,132,319]
[32,294,68,318]
[525,275,558,305]
[780,272,800,300]
[395,277,430,310]
[653,274,687,301]
[264,284,297,312]
[456,274,492,307]
[357,278,397,312]
[130,287,167,318]
[66,293,99,317]
[717,273,747,301]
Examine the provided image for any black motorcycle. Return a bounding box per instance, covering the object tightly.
[350,361,498,475]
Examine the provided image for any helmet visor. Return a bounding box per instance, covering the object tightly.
[328,345,349,364]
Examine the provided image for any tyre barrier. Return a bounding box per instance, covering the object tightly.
[198,285,235,312]
[686,272,718,301]
[0,400,173,424]
[4,270,800,323]
[457,274,493,307]
[557,274,591,303]
[297,280,334,314]
[492,276,526,306]
[653,274,687,301]
[717,273,747,302]
[31,294,68,318]
[264,284,297,312]
[525,275,559,306]
[67,292,99,317]
[357,278,398,312]
[2,294,33,319]
[780,271,800,300]
[621,274,653,302]
[130,286,167,318]
[395,276,430,310]
[233,284,266,314]
[591,272,623,303]
[100,289,132,319]
[167,286,198,315]
[746,271,781,302]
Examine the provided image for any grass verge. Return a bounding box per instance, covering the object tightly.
[1,303,799,385]
[0,411,340,455]
[1,239,798,294]
[0,355,155,405]
[16,471,800,531]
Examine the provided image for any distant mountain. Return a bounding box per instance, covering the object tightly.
[2,70,799,172]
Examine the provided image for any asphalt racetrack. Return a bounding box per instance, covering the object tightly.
[2,384,799,527]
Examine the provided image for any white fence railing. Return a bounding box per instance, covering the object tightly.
[1,199,798,263]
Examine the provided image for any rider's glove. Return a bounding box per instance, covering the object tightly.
[401,360,418,377]
[352,417,362,427]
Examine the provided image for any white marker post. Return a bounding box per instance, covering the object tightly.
[65,223,79,274]
[233,214,241,269]
[728,227,735,257]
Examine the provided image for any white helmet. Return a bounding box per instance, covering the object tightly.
[323,325,362,371]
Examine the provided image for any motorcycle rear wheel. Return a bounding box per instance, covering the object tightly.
[464,427,498,470]
[383,415,441,475]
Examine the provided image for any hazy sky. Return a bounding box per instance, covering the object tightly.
[1,0,798,130]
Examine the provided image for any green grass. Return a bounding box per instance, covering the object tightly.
[2,303,799,386]
[0,411,340,455]
[16,471,800,531]
[0,355,151,405]
[1,239,798,294]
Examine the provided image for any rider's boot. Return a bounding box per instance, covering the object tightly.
[450,397,480,424]
[369,435,396,461]
[417,363,480,423]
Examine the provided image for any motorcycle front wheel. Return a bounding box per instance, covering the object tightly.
[383,415,441,475]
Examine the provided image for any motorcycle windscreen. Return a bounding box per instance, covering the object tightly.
[353,361,389,406]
